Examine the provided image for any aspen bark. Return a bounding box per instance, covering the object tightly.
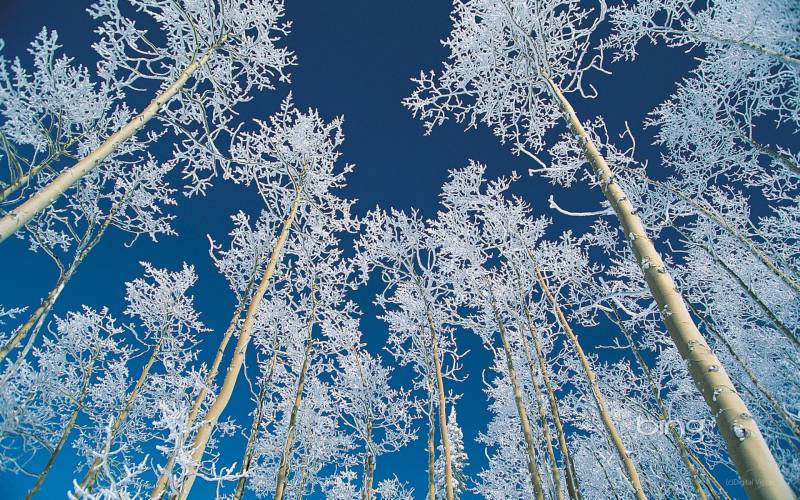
[352,346,375,500]
[489,295,545,500]
[177,188,300,499]
[76,335,165,493]
[426,374,436,500]
[0,138,75,203]
[233,378,272,500]
[150,302,245,499]
[425,310,455,500]
[543,75,794,500]
[687,302,800,442]
[0,35,228,243]
[274,290,317,500]
[535,266,647,500]
[233,329,282,500]
[521,302,581,500]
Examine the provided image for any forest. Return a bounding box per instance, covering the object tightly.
[0,0,798,499]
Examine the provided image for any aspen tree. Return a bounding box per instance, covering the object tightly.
[71,263,204,496]
[405,2,793,495]
[356,209,467,500]
[0,156,174,366]
[175,99,355,498]
[0,0,294,242]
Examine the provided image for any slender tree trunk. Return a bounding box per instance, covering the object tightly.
[425,310,455,500]
[590,447,621,500]
[516,310,564,500]
[25,349,97,499]
[543,75,793,500]
[0,35,228,243]
[489,295,545,500]
[1,178,132,370]
[352,345,375,500]
[426,374,436,500]
[150,302,246,499]
[76,336,164,493]
[649,179,800,296]
[177,188,301,500]
[274,290,317,500]
[233,378,271,500]
[535,266,646,500]
[686,301,800,442]
[361,414,375,500]
[234,328,283,500]
[521,301,581,500]
[609,308,708,500]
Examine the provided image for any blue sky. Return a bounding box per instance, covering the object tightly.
[0,1,712,498]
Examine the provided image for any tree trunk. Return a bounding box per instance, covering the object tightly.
[521,301,581,500]
[426,374,436,500]
[535,266,647,500]
[274,290,317,500]
[0,35,228,243]
[1,177,133,369]
[150,302,246,499]
[177,188,300,500]
[352,345,375,500]
[687,301,800,442]
[489,295,545,500]
[76,335,164,493]
[543,75,793,500]
[234,329,282,500]
[425,311,455,500]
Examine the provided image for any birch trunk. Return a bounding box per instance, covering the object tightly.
[0,189,123,365]
[489,295,545,500]
[177,188,300,499]
[233,378,271,500]
[150,301,246,499]
[0,35,228,243]
[274,290,317,500]
[76,334,165,494]
[687,301,800,441]
[535,266,646,500]
[234,328,282,500]
[425,310,455,500]
[352,346,375,500]
[543,75,794,500]
[521,302,581,500]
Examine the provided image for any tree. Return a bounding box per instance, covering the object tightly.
[403,1,792,495]
[175,97,356,498]
[355,208,466,500]
[330,346,417,500]
[0,0,295,242]
[70,262,206,496]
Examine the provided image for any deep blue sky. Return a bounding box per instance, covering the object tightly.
[0,1,702,498]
